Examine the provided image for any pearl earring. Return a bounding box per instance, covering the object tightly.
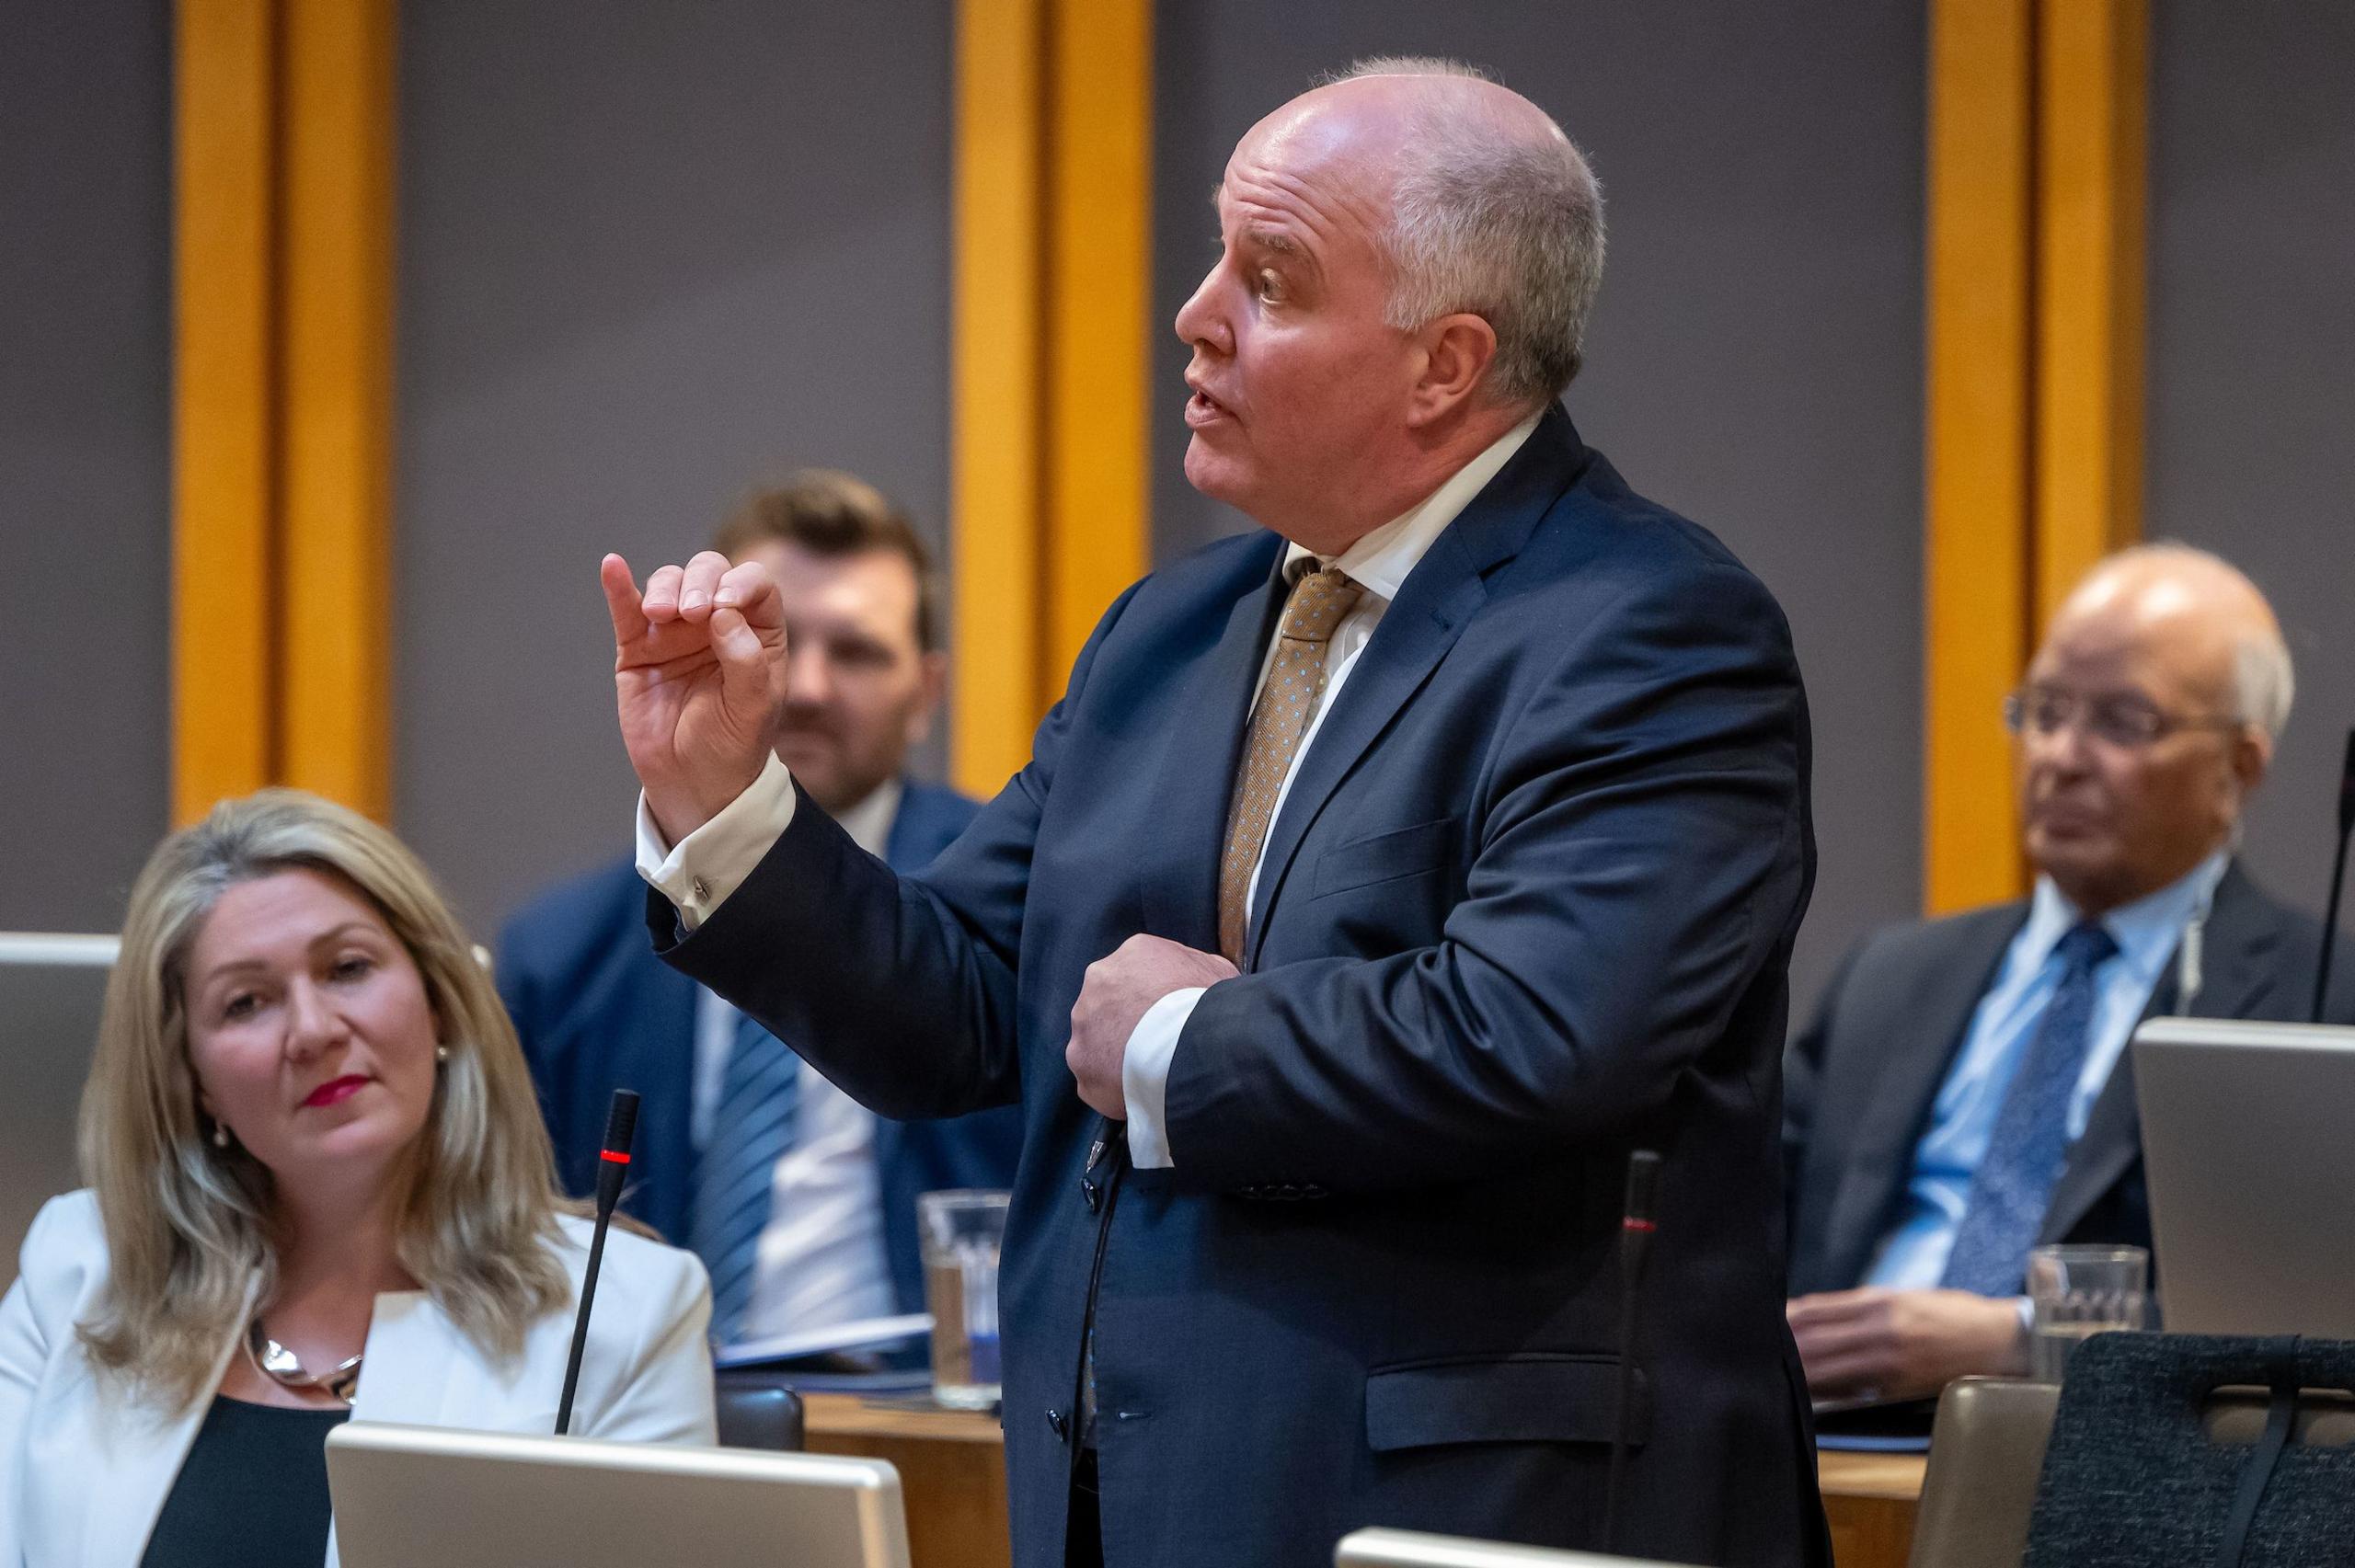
[435,1044,451,1063]
[213,1122,230,1150]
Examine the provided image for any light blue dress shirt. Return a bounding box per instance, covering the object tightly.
[1864,851,2231,1290]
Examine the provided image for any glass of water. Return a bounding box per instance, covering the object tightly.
[917,1189,1008,1410]
[2026,1243,2148,1382]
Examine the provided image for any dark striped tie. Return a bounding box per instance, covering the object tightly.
[1940,921,2120,1295]
[691,1007,800,1343]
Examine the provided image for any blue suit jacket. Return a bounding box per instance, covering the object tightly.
[496,780,1023,1314]
[658,408,1828,1568]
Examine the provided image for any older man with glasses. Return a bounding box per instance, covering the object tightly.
[1783,544,2355,1402]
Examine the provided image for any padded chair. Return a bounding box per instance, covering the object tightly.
[2021,1333,2355,1568]
[1906,1378,2061,1568]
[712,1373,807,1451]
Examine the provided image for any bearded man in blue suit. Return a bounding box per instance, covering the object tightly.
[501,471,1020,1344]
[599,61,1827,1568]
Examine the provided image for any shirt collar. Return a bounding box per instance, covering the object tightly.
[1280,411,1543,601]
[831,777,903,858]
[2021,849,2234,983]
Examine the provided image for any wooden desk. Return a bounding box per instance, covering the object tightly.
[805,1395,1926,1568]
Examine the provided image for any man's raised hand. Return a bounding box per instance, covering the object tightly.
[601,550,789,847]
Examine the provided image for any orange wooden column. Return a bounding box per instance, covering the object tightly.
[172,0,280,825]
[949,0,1152,797]
[1924,0,2037,914]
[1921,0,2148,914]
[171,0,398,824]
[2033,0,2149,631]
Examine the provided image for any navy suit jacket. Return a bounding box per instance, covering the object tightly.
[658,408,1828,1568]
[496,780,1023,1314]
[1784,862,2355,1297]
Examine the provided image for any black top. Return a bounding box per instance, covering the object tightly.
[140,1395,348,1568]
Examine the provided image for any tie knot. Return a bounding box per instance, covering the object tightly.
[1280,567,1363,644]
[2055,921,2119,973]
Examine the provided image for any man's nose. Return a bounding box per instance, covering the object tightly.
[1173,267,1229,353]
[786,644,834,706]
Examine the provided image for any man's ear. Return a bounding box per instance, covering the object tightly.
[1405,312,1500,428]
[907,651,949,746]
[2230,725,2273,802]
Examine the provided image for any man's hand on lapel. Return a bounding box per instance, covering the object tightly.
[1066,934,1239,1118]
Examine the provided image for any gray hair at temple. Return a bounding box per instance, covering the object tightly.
[1335,56,1607,406]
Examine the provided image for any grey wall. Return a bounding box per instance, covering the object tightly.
[395,0,956,937]
[2149,1,2355,926]
[1152,3,1927,1012]
[0,0,173,933]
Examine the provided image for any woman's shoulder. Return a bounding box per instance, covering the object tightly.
[15,1189,109,1292]
[546,1213,710,1322]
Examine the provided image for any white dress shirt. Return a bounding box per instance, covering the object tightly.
[688,783,900,1340]
[637,415,1541,1173]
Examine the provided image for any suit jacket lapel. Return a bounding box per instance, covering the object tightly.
[2043,862,2280,1241]
[1138,541,1288,951]
[1819,910,2026,1287]
[84,1323,246,1567]
[1242,407,1586,970]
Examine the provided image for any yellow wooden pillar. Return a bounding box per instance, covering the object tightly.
[1922,0,2147,913]
[172,0,280,825]
[950,0,1153,797]
[171,0,397,824]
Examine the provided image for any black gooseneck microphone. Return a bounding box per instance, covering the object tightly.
[556,1089,640,1436]
[1602,1148,1662,1557]
[2314,728,2355,1024]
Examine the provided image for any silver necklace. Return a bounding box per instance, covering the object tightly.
[245,1318,362,1403]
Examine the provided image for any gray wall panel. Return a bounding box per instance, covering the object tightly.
[396,0,955,935]
[0,1,173,934]
[2150,1,2355,929]
[1152,4,1926,1012]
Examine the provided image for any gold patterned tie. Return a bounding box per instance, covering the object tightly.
[1217,566,1364,964]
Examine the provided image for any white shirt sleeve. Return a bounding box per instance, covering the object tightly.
[633,753,799,932]
[1120,987,1206,1169]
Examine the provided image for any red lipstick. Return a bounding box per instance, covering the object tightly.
[302,1075,370,1109]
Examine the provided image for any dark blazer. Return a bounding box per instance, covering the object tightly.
[656,408,1827,1568]
[496,780,1023,1314]
[1784,861,2355,1297]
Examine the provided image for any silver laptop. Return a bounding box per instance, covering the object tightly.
[0,934,115,1287]
[1337,1528,1673,1566]
[327,1423,911,1568]
[2133,1016,2355,1337]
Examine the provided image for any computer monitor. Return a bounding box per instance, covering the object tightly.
[1336,1528,1674,1567]
[0,936,113,1285]
[2132,1016,2355,1338]
[327,1423,912,1568]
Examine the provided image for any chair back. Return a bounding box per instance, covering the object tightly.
[1906,1378,2060,1568]
[2023,1333,2355,1568]
[714,1377,807,1451]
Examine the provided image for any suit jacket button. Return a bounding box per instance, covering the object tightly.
[1047,1408,1068,1439]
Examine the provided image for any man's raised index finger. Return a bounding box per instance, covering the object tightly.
[600,553,649,646]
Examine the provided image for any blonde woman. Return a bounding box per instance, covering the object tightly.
[0,792,715,1568]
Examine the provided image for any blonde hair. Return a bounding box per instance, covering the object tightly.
[75,790,571,1408]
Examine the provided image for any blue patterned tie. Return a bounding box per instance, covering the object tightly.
[1940,921,2120,1295]
[691,1008,800,1343]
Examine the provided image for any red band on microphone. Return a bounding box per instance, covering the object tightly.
[1621,1218,1656,1233]
[600,1149,631,1164]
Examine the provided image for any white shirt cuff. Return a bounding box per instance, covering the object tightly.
[633,753,798,932]
[1120,987,1205,1170]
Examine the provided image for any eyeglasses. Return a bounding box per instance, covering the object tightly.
[2003,687,2245,750]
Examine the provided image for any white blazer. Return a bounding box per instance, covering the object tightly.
[0,1190,717,1568]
